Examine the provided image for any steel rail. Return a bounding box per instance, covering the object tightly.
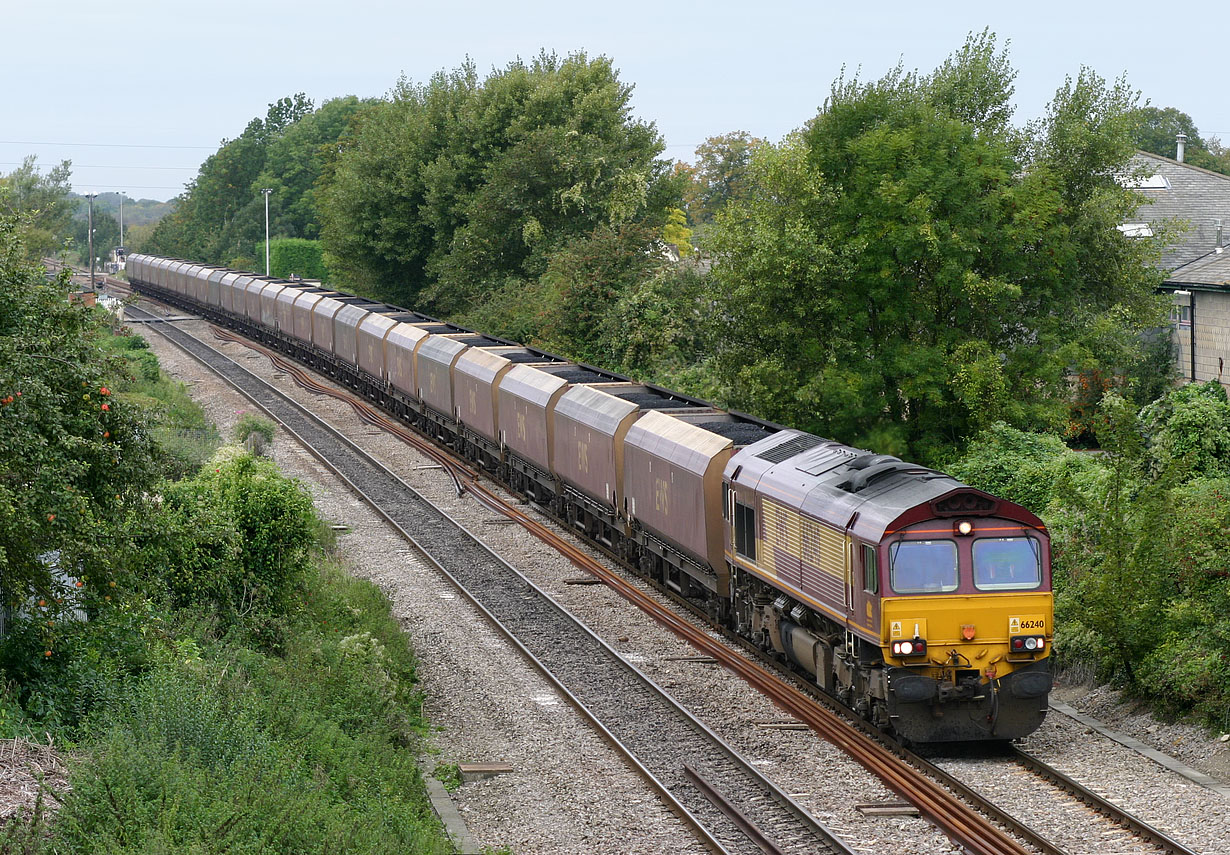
[1012,746,1202,855]
[683,765,787,855]
[149,283,1205,855]
[193,320,1034,855]
[131,304,852,855]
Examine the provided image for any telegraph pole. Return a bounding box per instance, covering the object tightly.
[86,192,98,289]
[262,188,273,276]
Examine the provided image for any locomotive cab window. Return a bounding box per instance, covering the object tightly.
[890,540,957,593]
[733,501,757,561]
[973,537,1041,590]
[862,544,878,594]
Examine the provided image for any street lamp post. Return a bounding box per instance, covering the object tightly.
[261,188,273,276]
[85,193,98,290]
[119,193,124,254]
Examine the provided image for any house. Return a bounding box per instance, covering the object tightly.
[1125,150,1230,387]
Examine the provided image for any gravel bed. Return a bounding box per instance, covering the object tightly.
[1053,681,1230,784]
[139,316,962,854]
[138,320,701,855]
[1018,707,1230,852]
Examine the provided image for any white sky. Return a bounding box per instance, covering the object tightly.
[4,0,1225,203]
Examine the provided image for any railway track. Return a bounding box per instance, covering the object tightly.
[125,291,1214,855]
[125,303,852,855]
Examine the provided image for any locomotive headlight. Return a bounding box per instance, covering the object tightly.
[892,639,927,657]
[1025,637,1038,650]
[954,520,974,536]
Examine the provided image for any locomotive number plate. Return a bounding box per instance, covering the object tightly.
[1009,615,1046,633]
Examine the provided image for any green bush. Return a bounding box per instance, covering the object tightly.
[945,421,1087,512]
[235,412,275,445]
[263,238,328,281]
[37,557,449,854]
[158,453,317,639]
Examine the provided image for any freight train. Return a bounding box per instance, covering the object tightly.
[125,254,1054,742]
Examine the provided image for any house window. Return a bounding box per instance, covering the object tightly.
[734,501,757,561]
[1171,305,1192,329]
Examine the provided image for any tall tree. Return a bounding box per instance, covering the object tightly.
[705,32,1165,462]
[70,207,120,267]
[0,215,163,605]
[686,131,763,225]
[145,94,325,268]
[1131,105,1230,174]
[318,52,675,313]
[254,96,371,240]
[0,156,74,260]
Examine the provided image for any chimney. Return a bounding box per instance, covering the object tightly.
[1177,132,1187,163]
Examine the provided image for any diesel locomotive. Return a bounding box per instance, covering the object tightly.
[125,253,1054,742]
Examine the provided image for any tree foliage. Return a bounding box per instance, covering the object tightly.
[69,206,119,267]
[0,216,164,607]
[0,157,74,260]
[682,131,763,225]
[953,382,1230,726]
[704,32,1167,462]
[1131,105,1230,175]
[264,237,329,281]
[144,94,360,269]
[317,52,675,314]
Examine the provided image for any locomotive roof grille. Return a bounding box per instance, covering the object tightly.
[755,433,824,463]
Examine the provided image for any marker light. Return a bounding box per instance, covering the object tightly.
[1011,635,1046,654]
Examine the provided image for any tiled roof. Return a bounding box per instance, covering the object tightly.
[1165,249,1230,288]
[1128,152,1230,272]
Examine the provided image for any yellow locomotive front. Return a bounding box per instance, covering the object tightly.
[878,513,1053,742]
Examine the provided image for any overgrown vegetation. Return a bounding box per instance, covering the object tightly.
[0,216,450,851]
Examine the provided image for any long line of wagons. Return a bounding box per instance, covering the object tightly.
[126,253,1054,742]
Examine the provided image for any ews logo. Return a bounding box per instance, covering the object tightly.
[654,477,669,516]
